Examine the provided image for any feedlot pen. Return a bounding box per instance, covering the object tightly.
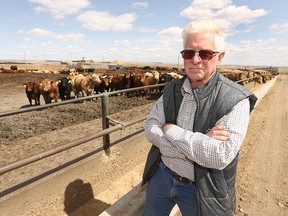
[0,72,285,216]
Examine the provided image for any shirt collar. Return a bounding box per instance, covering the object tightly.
[181,77,193,95]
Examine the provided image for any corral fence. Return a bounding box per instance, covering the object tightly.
[0,84,165,176]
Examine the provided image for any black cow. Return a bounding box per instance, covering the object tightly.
[94,74,111,94]
[57,77,73,100]
[158,73,173,92]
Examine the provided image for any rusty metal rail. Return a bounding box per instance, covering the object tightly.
[0,84,163,175]
[0,115,147,175]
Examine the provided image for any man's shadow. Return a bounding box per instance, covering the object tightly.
[64,179,110,216]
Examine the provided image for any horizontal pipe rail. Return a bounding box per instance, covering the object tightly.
[0,115,147,175]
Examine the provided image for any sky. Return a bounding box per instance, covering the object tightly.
[0,0,287,67]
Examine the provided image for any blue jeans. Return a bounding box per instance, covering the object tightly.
[144,161,199,216]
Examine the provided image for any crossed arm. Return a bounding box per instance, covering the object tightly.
[164,124,229,142]
[144,97,250,169]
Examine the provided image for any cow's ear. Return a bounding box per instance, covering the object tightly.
[50,81,55,84]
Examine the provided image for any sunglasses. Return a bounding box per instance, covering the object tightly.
[180,49,220,60]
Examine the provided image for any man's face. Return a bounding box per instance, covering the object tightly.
[183,32,225,88]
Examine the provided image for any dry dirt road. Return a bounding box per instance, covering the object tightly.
[235,74,288,216]
[0,73,287,216]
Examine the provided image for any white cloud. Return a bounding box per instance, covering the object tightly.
[29,0,90,19]
[179,0,269,34]
[224,38,288,66]
[157,26,183,45]
[23,28,55,37]
[54,33,85,42]
[270,22,288,34]
[19,28,85,42]
[131,2,149,9]
[77,10,137,31]
[139,27,157,33]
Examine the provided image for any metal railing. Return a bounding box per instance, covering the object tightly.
[0,83,165,175]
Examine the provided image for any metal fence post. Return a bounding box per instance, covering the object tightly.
[101,91,110,154]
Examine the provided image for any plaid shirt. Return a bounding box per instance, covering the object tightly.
[144,78,250,182]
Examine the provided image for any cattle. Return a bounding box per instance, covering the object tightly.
[246,71,255,81]
[261,71,273,83]
[127,72,145,97]
[158,72,173,84]
[167,72,183,80]
[142,71,160,97]
[237,72,248,85]
[109,73,130,92]
[253,70,272,84]
[74,73,101,98]
[223,72,247,85]
[67,71,79,86]
[1,68,15,73]
[94,74,111,94]
[10,65,18,71]
[158,72,174,92]
[17,69,26,73]
[24,82,40,106]
[253,72,263,84]
[39,79,59,104]
[57,77,73,101]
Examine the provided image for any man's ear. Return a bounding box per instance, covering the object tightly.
[217,52,225,66]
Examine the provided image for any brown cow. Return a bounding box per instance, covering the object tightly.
[74,73,101,97]
[24,82,40,105]
[10,65,18,71]
[238,72,248,85]
[109,73,130,92]
[223,73,240,82]
[127,72,145,97]
[261,71,273,83]
[1,68,15,73]
[253,72,263,84]
[39,79,59,104]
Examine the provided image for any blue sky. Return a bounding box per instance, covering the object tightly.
[0,0,287,66]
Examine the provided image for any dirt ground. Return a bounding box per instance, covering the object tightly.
[234,74,288,216]
[0,71,287,215]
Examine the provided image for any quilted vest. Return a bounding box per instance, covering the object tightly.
[142,70,257,216]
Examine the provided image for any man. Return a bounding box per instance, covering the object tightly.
[142,20,257,216]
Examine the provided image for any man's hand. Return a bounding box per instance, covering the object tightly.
[163,123,174,133]
[206,125,229,142]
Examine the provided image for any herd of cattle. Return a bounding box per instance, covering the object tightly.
[22,70,183,106]
[0,66,276,106]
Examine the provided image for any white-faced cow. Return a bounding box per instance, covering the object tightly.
[57,77,73,100]
[94,74,112,94]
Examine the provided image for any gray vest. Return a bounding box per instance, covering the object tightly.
[142,70,257,216]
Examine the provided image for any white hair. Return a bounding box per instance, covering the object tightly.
[182,20,225,51]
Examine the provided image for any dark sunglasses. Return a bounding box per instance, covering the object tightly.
[180,49,220,60]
